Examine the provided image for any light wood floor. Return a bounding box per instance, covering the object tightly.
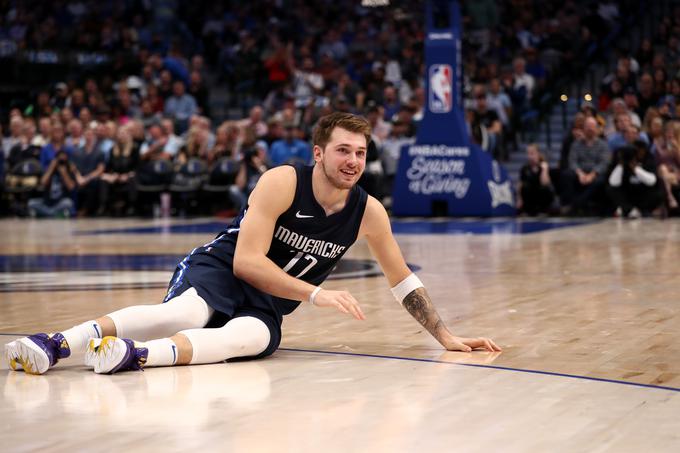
[1,217,680,452]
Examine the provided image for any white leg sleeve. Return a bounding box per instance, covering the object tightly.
[178,316,271,364]
[107,287,214,341]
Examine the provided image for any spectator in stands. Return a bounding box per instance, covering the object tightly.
[209,122,241,163]
[269,123,311,167]
[472,89,503,159]
[381,85,401,122]
[160,118,184,157]
[237,106,268,150]
[517,143,555,216]
[51,82,69,111]
[656,121,680,210]
[146,84,165,113]
[637,72,659,116]
[40,122,73,170]
[561,117,609,215]
[647,116,665,155]
[66,119,85,149]
[381,119,415,204]
[512,57,535,104]
[189,70,210,116]
[100,126,139,216]
[7,119,41,169]
[607,113,633,151]
[164,80,197,134]
[176,127,210,165]
[33,117,52,148]
[72,127,105,217]
[607,141,662,218]
[94,121,115,163]
[290,57,324,110]
[140,99,162,129]
[27,149,77,218]
[263,118,285,147]
[229,142,269,211]
[158,70,174,100]
[3,115,24,156]
[622,88,644,124]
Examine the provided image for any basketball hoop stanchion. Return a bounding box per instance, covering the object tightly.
[391,0,515,217]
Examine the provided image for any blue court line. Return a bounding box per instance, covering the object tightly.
[279,347,680,393]
[1,333,675,393]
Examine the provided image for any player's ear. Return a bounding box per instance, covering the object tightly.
[313,145,323,163]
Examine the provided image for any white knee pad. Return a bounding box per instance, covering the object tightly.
[108,287,214,340]
[179,316,271,364]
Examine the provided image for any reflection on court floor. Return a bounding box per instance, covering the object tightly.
[1,217,680,451]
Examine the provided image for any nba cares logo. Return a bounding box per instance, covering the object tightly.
[429,64,453,113]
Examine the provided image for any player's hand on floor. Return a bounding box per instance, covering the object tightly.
[445,336,501,352]
[313,289,366,320]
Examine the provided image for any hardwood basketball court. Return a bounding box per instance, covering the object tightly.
[2,217,679,452]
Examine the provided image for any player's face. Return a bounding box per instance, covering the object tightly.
[315,127,367,190]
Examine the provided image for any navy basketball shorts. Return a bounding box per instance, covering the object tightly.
[163,253,282,360]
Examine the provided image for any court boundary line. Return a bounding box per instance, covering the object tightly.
[280,347,680,393]
[1,333,676,393]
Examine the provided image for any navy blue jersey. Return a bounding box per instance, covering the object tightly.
[225,164,367,281]
[177,165,368,316]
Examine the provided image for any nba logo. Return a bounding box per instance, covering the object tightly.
[429,64,452,113]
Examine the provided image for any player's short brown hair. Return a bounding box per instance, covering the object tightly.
[312,112,372,150]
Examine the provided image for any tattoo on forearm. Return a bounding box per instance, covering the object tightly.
[402,288,449,342]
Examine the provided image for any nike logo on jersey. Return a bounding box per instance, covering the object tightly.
[295,211,314,218]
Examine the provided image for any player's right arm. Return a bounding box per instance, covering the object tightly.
[232,166,365,320]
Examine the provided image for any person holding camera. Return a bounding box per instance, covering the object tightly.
[27,149,77,218]
[229,141,269,211]
[517,143,555,216]
[607,140,662,218]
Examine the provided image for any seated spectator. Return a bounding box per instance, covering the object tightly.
[176,127,210,165]
[100,127,140,216]
[164,80,197,134]
[472,90,503,159]
[561,117,609,215]
[656,121,680,209]
[140,99,162,129]
[139,123,167,159]
[237,106,268,149]
[160,118,184,157]
[27,150,77,218]
[3,116,24,157]
[229,142,269,210]
[559,112,586,170]
[607,142,662,218]
[517,144,555,216]
[290,57,324,110]
[72,127,106,217]
[269,123,312,167]
[188,70,210,116]
[40,123,73,170]
[209,122,241,163]
[7,119,41,169]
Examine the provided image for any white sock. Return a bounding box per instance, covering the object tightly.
[59,321,102,353]
[143,338,178,367]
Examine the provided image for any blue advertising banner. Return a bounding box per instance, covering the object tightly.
[392,0,515,217]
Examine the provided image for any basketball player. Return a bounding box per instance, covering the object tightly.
[5,112,500,375]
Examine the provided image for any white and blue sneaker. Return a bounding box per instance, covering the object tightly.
[87,336,148,374]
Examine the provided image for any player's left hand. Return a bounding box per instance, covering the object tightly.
[444,336,501,352]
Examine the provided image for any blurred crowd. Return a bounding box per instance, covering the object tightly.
[0,0,635,217]
[517,4,680,218]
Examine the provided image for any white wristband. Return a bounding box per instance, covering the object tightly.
[309,286,322,305]
[390,273,424,305]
